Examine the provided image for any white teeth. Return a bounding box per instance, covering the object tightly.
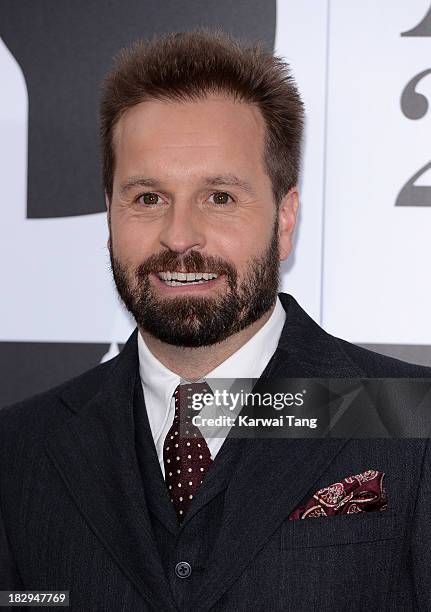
[164,279,208,286]
[157,271,219,281]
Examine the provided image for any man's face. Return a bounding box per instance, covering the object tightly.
[107,95,297,347]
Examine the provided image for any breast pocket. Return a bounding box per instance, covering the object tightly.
[280,510,402,611]
[285,508,398,549]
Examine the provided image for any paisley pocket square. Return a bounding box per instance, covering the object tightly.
[289,469,387,520]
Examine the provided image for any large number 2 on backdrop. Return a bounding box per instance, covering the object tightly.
[397,4,431,206]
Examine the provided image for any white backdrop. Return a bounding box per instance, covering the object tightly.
[280,0,431,349]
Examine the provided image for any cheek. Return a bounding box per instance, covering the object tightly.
[216,227,271,270]
[111,219,158,262]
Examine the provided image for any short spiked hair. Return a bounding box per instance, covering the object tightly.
[100,30,304,205]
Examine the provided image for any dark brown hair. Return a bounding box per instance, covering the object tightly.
[100,30,304,205]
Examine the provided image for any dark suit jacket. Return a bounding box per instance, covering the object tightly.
[1,293,431,611]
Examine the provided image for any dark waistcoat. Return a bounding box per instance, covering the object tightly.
[133,378,244,610]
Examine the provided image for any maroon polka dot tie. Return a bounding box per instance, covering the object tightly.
[163,382,213,523]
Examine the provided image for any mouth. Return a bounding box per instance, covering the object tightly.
[155,271,220,287]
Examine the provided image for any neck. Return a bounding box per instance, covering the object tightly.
[139,304,275,380]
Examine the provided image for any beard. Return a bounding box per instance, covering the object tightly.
[109,220,280,348]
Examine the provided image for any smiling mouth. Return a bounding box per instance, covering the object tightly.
[156,271,220,286]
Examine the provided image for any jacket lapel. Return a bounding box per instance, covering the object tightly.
[133,377,180,534]
[45,330,177,612]
[189,293,368,611]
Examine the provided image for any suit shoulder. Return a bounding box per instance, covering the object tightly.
[334,336,431,377]
[0,356,117,440]
[277,293,431,377]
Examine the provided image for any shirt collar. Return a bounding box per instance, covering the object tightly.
[204,296,285,380]
[138,322,185,445]
[137,295,286,439]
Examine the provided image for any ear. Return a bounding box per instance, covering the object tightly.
[105,192,112,251]
[277,187,299,261]
[105,191,111,214]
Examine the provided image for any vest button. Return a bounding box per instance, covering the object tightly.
[175,561,192,579]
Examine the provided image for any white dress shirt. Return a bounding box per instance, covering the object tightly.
[137,296,286,477]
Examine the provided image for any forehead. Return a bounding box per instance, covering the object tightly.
[113,94,267,177]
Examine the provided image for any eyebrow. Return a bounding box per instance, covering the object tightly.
[119,177,161,197]
[203,175,255,195]
[119,174,256,197]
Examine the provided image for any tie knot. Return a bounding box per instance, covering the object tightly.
[174,382,212,416]
[177,381,212,396]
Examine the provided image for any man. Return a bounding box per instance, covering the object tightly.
[1,30,431,611]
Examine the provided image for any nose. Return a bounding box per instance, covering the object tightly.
[159,201,206,254]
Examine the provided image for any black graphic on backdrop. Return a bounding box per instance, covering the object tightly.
[397,4,431,207]
[0,0,275,408]
[0,342,123,408]
[1,0,275,219]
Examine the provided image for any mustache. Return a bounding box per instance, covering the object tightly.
[135,250,237,281]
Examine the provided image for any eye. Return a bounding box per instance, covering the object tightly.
[208,191,234,206]
[136,192,162,206]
